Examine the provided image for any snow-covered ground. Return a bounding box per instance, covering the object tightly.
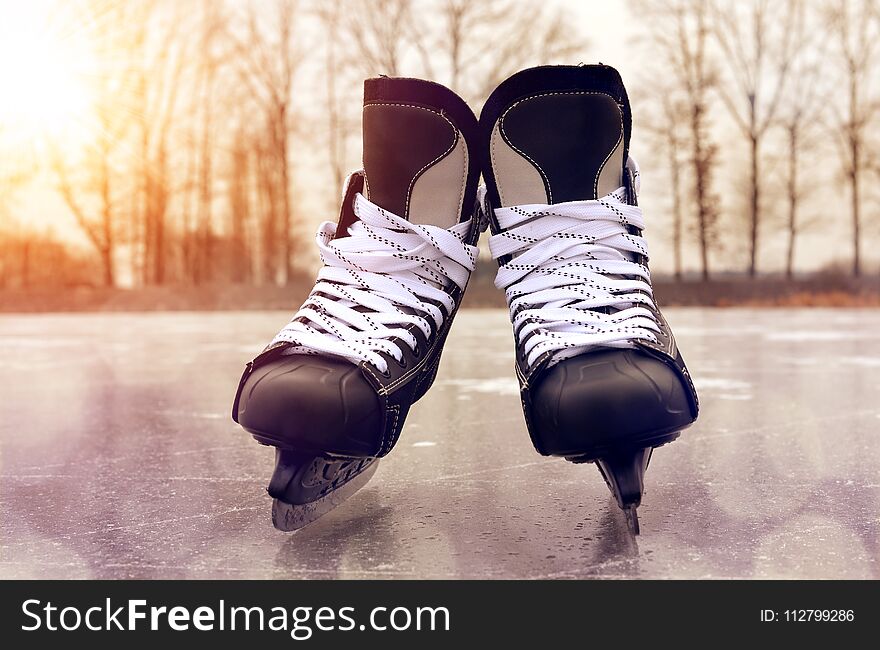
[1,309,878,578]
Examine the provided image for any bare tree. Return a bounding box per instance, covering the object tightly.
[128,1,190,285]
[179,121,199,282]
[190,0,228,284]
[712,0,797,276]
[0,128,35,288]
[344,0,584,106]
[345,0,418,76]
[235,0,302,285]
[315,0,356,195]
[53,128,118,287]
[775,4,827,278]
[634,67,688,280]
[827,0,880,277]
[254,137,281,284]
[48,1,143,288]
[642,89,689,280]
[431,0,585,105]
[228,124,252,284]
[635,0,720,280]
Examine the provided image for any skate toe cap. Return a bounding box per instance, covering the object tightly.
[530,348,695,456]
[236,354,382,457]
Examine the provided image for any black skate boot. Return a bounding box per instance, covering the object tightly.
[480,65,699,534]
[233,78,483,531]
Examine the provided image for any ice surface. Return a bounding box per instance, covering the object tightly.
[0,308,878,579]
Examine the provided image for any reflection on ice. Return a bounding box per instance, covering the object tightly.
[692,377,752,391]
[764,330,880,342]
[435,377,521,395]
[0,308,878,579]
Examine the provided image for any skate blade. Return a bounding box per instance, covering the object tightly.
[596,447,652,536]
[622,505,640,535]
[271,460,379,532]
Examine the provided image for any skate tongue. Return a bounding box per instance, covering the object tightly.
[361,77,472,229]
[483,64,631,206]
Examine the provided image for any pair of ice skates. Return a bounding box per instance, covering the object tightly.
[232,65,699,535]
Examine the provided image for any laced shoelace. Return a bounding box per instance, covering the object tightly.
[489,157,661,369]
[272,192,477,374]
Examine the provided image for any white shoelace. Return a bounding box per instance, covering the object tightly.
[272,193,477,374]
[490,158,661,369]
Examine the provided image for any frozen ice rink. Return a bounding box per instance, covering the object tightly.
[1,309,878,579]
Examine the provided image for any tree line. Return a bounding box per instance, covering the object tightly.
[636,0,879,279]
[0,0,877,290]
[0,0,580,289]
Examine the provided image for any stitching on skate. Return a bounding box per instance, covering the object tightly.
[337,214,476,398]
[375,287,468,395]
[363,103,457,219]
[405,127,458,216]
[681,365,699,412]
[489,129,505,206]
[497,116,551,203]
[520,393,530,423]
[380,318,449,392]
[515,361,528,388]
[595,123,624,198]
[381,404,401,455]
[379,309,455,392]
[360,361,385,391]
[456,142,468,222]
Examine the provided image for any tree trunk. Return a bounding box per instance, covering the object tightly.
[182,126,198,283]
[99,150,115,287]
[667,131,683,281]
[195,68,214,286]
[691,106,710,281]
[101,188,115,286]
[154,148,168,285]
[259,144,278,285]
[278,105,293,284]
[154,194,165,285]
[129,165,141,287]
[748,134,759,277]
[230,139,249,284]
[785,126,798,280]
[101,246,114,287]
[21,240,30,288]
[325,9,345,193]
[850,141,861,277]
[140,114,152,285]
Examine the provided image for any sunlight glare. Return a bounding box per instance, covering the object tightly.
[0,2,95,146]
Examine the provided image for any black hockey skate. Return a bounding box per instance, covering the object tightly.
[233,78,483,530]
[480,65,699,534]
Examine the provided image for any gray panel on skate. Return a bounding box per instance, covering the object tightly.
[0,309,878,579]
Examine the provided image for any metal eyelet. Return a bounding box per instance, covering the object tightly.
[395,355,408,369]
